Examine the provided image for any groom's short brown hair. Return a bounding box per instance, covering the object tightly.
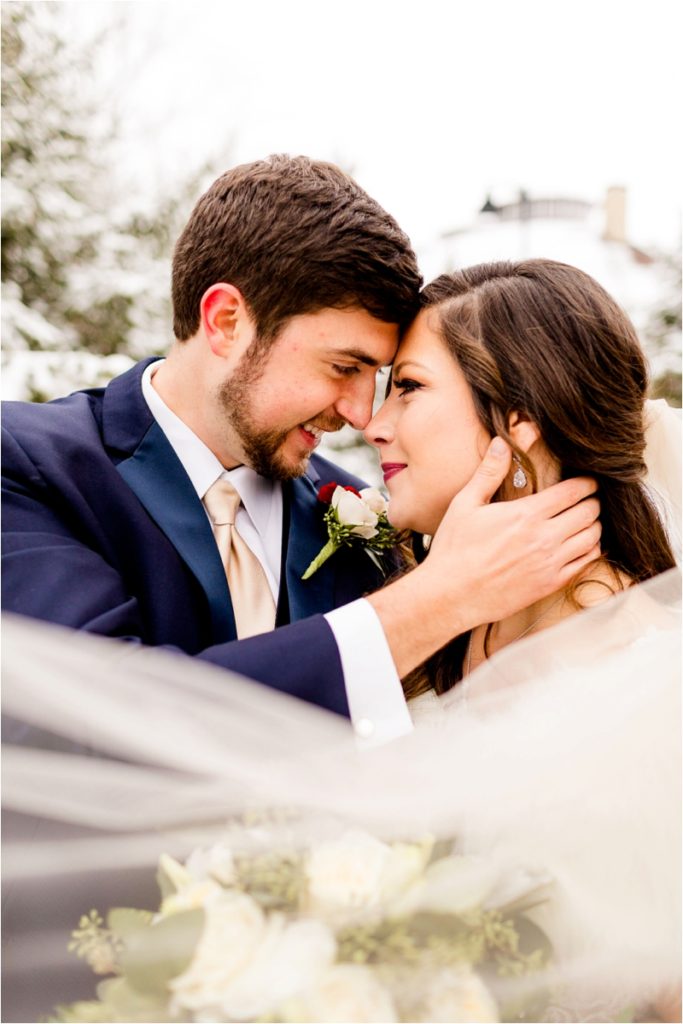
[171,154,422,341]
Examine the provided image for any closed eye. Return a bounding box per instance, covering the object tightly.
[331,363,361,377]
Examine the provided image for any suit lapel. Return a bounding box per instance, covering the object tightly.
[103,361,235,641]
[284,471,336,622]
[116,421,236,642]
[103,361,339,635]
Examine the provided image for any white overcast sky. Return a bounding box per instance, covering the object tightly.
[62,0,681,256]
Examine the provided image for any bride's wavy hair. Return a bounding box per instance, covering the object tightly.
[404,258,676,697]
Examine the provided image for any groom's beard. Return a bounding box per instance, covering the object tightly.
[218,354,293,480]
[217,342,344,480]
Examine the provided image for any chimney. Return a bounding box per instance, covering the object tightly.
[604,186,627,243]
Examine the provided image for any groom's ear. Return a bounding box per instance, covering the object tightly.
[200,283,253,359]
[508,411,541,453]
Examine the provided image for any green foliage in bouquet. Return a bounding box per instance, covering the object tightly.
[52,828,553,1023]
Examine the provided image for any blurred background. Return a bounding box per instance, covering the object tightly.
[2,0,681,482]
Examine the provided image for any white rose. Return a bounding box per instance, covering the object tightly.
[305,830,391,911]
[331,487,378,539]
[185,842,235,886]
[169,891,264,1013]
[170,891,335,1020]
[284,963,398,1023]
[415,854,499,914]
[359,487,388,516]
[306,831,432,914]
[419,966,499,1023]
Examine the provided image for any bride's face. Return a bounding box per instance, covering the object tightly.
[364,309,491,535]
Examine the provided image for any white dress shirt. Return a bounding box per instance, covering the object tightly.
[141,361,413,745]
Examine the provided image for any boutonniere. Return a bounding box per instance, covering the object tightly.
[302,482,398,579]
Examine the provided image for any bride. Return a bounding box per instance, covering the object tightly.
[364,258,678,693]
[2,260,680,1023]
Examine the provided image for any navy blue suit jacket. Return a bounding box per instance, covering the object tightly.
[1,359,390,715]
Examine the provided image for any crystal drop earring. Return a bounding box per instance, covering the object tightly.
[512,456,527,489]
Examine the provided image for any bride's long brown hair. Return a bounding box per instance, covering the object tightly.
[403,259,676,698]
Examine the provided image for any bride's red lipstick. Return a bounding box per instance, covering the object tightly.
[381,462,406,483]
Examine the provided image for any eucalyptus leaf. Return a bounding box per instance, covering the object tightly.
[119,909,204,997]
[107,907,154,940]
[95,976,180,1022]
[50,1000,113,1023]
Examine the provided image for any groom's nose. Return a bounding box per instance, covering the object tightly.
[334,376,376,430]
[363,404,393,447]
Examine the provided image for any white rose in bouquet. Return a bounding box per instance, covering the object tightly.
[414,854,499,914]
[305,830,430,913]
[306,830,389,910]
[285,963,398,1023]
[331,487,379,539]
[170,890,335,1020]
[169,890,265,1012]
[419,966,499,1023]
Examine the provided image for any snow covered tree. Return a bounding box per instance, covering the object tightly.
[1,3,210,399]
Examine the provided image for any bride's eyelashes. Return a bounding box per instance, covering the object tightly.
[392,376,423,396]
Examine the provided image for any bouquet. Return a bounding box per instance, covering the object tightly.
[54,824,552,1023]
[302,484,398,579]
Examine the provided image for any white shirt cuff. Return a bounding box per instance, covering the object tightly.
[324,599,413,748]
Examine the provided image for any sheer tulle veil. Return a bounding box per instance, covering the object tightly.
[3,570,680,1021]
[2,400,681,1022]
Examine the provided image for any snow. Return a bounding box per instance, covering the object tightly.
[1,350,134,403]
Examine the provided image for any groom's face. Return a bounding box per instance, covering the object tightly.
[218,307,398,479]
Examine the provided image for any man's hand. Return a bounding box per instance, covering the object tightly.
[368,438,601,678]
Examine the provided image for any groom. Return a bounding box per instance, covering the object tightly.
[1,155,600,741]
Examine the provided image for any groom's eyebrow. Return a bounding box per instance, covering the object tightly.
[330,347,383,368]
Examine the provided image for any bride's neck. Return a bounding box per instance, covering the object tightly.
[468,560,632,670]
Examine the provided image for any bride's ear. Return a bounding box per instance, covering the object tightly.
[507,411,541,453]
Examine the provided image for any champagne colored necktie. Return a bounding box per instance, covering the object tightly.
[204,479,276,639]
